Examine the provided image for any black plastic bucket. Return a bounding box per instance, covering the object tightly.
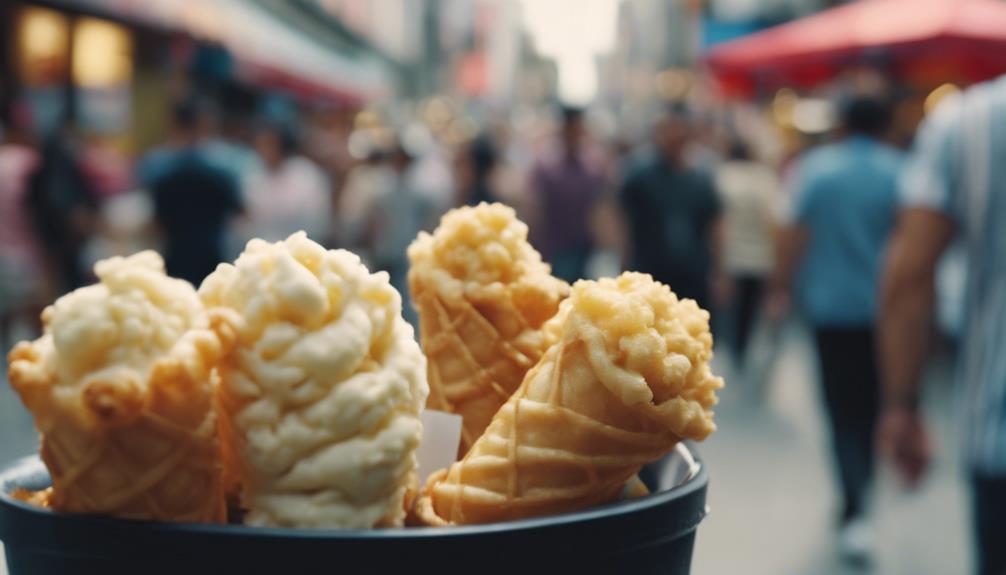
[0,443,708,575]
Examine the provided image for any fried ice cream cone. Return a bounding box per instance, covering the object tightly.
[415,272,723,526]
[199,232,429,529]
[7,252,229,522]
[408,203,568,455]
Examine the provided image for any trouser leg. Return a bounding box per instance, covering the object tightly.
[972,472,1006,575]
[734,275,764,363]
[813,327,880,521]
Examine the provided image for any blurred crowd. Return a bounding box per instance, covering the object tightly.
[2,74,1005,573]
[0,93,753,338]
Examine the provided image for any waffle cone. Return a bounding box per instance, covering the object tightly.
[408,203,568,456]
[412,287,540,455]
[415,273,722,526]
[8,322,229,523]
[416,340,672,525]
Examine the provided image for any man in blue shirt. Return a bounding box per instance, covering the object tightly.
[149,99,243,286]
[769,96,901,562]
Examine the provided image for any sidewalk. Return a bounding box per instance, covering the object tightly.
[693,322,970,574]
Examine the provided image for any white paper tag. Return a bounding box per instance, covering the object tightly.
[415,410,463,486]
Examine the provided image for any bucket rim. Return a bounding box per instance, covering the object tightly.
[0,442,708,540]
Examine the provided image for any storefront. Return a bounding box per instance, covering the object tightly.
[7,1,183,156]
[2,0,397,154]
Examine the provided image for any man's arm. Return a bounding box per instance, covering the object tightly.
[705,174,730,306]
[709,215,725,273]
[877,207,955,485]
[223,172,245,216]
[765,224,809,320]
[525,163,548,247]
[616,170,641,267]
[765,155,812,319]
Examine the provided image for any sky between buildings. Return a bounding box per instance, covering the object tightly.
[521,0,618,104]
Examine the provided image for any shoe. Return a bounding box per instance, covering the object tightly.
[838,516,874,565]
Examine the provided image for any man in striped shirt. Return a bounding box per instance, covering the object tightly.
[880,76,1006,575]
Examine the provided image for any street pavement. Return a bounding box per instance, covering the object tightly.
[694,322,970,575]
[0,322,970,574]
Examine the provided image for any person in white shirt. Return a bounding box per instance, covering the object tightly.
[244,121,331,246]
[715,138,780,368]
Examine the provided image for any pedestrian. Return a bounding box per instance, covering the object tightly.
[716,137,780,370]
[878,75,1006,575]
[457,133,501,207]
[337,145,395,259]
[25,118,100,293]
[204,108,263,194]
[245,120,330,245]
[767,96,901,562]
[149,99,243,286]
[0,114,44,349]
[529,106,606,283]
[369,142,434,327]
[404,125,454,226]
[619,103,724,312]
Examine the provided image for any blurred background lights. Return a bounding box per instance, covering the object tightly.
[19,6,68,67]
[924,83,960,116]
[772,88,799,127]
[72,17,132,88]
[520,0,617,105]
[655,69,692,101]
[791,98,835,134]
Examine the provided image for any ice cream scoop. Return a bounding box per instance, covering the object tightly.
[199,232,428,528]
[7,251,228,522]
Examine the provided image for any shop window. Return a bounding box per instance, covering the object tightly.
[17,5,69,86]
[72,17,133,136]
[72,17,132,88]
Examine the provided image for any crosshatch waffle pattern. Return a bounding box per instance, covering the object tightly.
[407,202,569,457]
[416,273,723,526]
[8,327,227,522]
[413,288,541,455]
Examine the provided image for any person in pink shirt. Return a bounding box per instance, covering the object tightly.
[529,106,608,283]
[0,119,45,349]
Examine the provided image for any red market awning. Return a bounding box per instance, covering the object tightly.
[705,0,1006,97]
